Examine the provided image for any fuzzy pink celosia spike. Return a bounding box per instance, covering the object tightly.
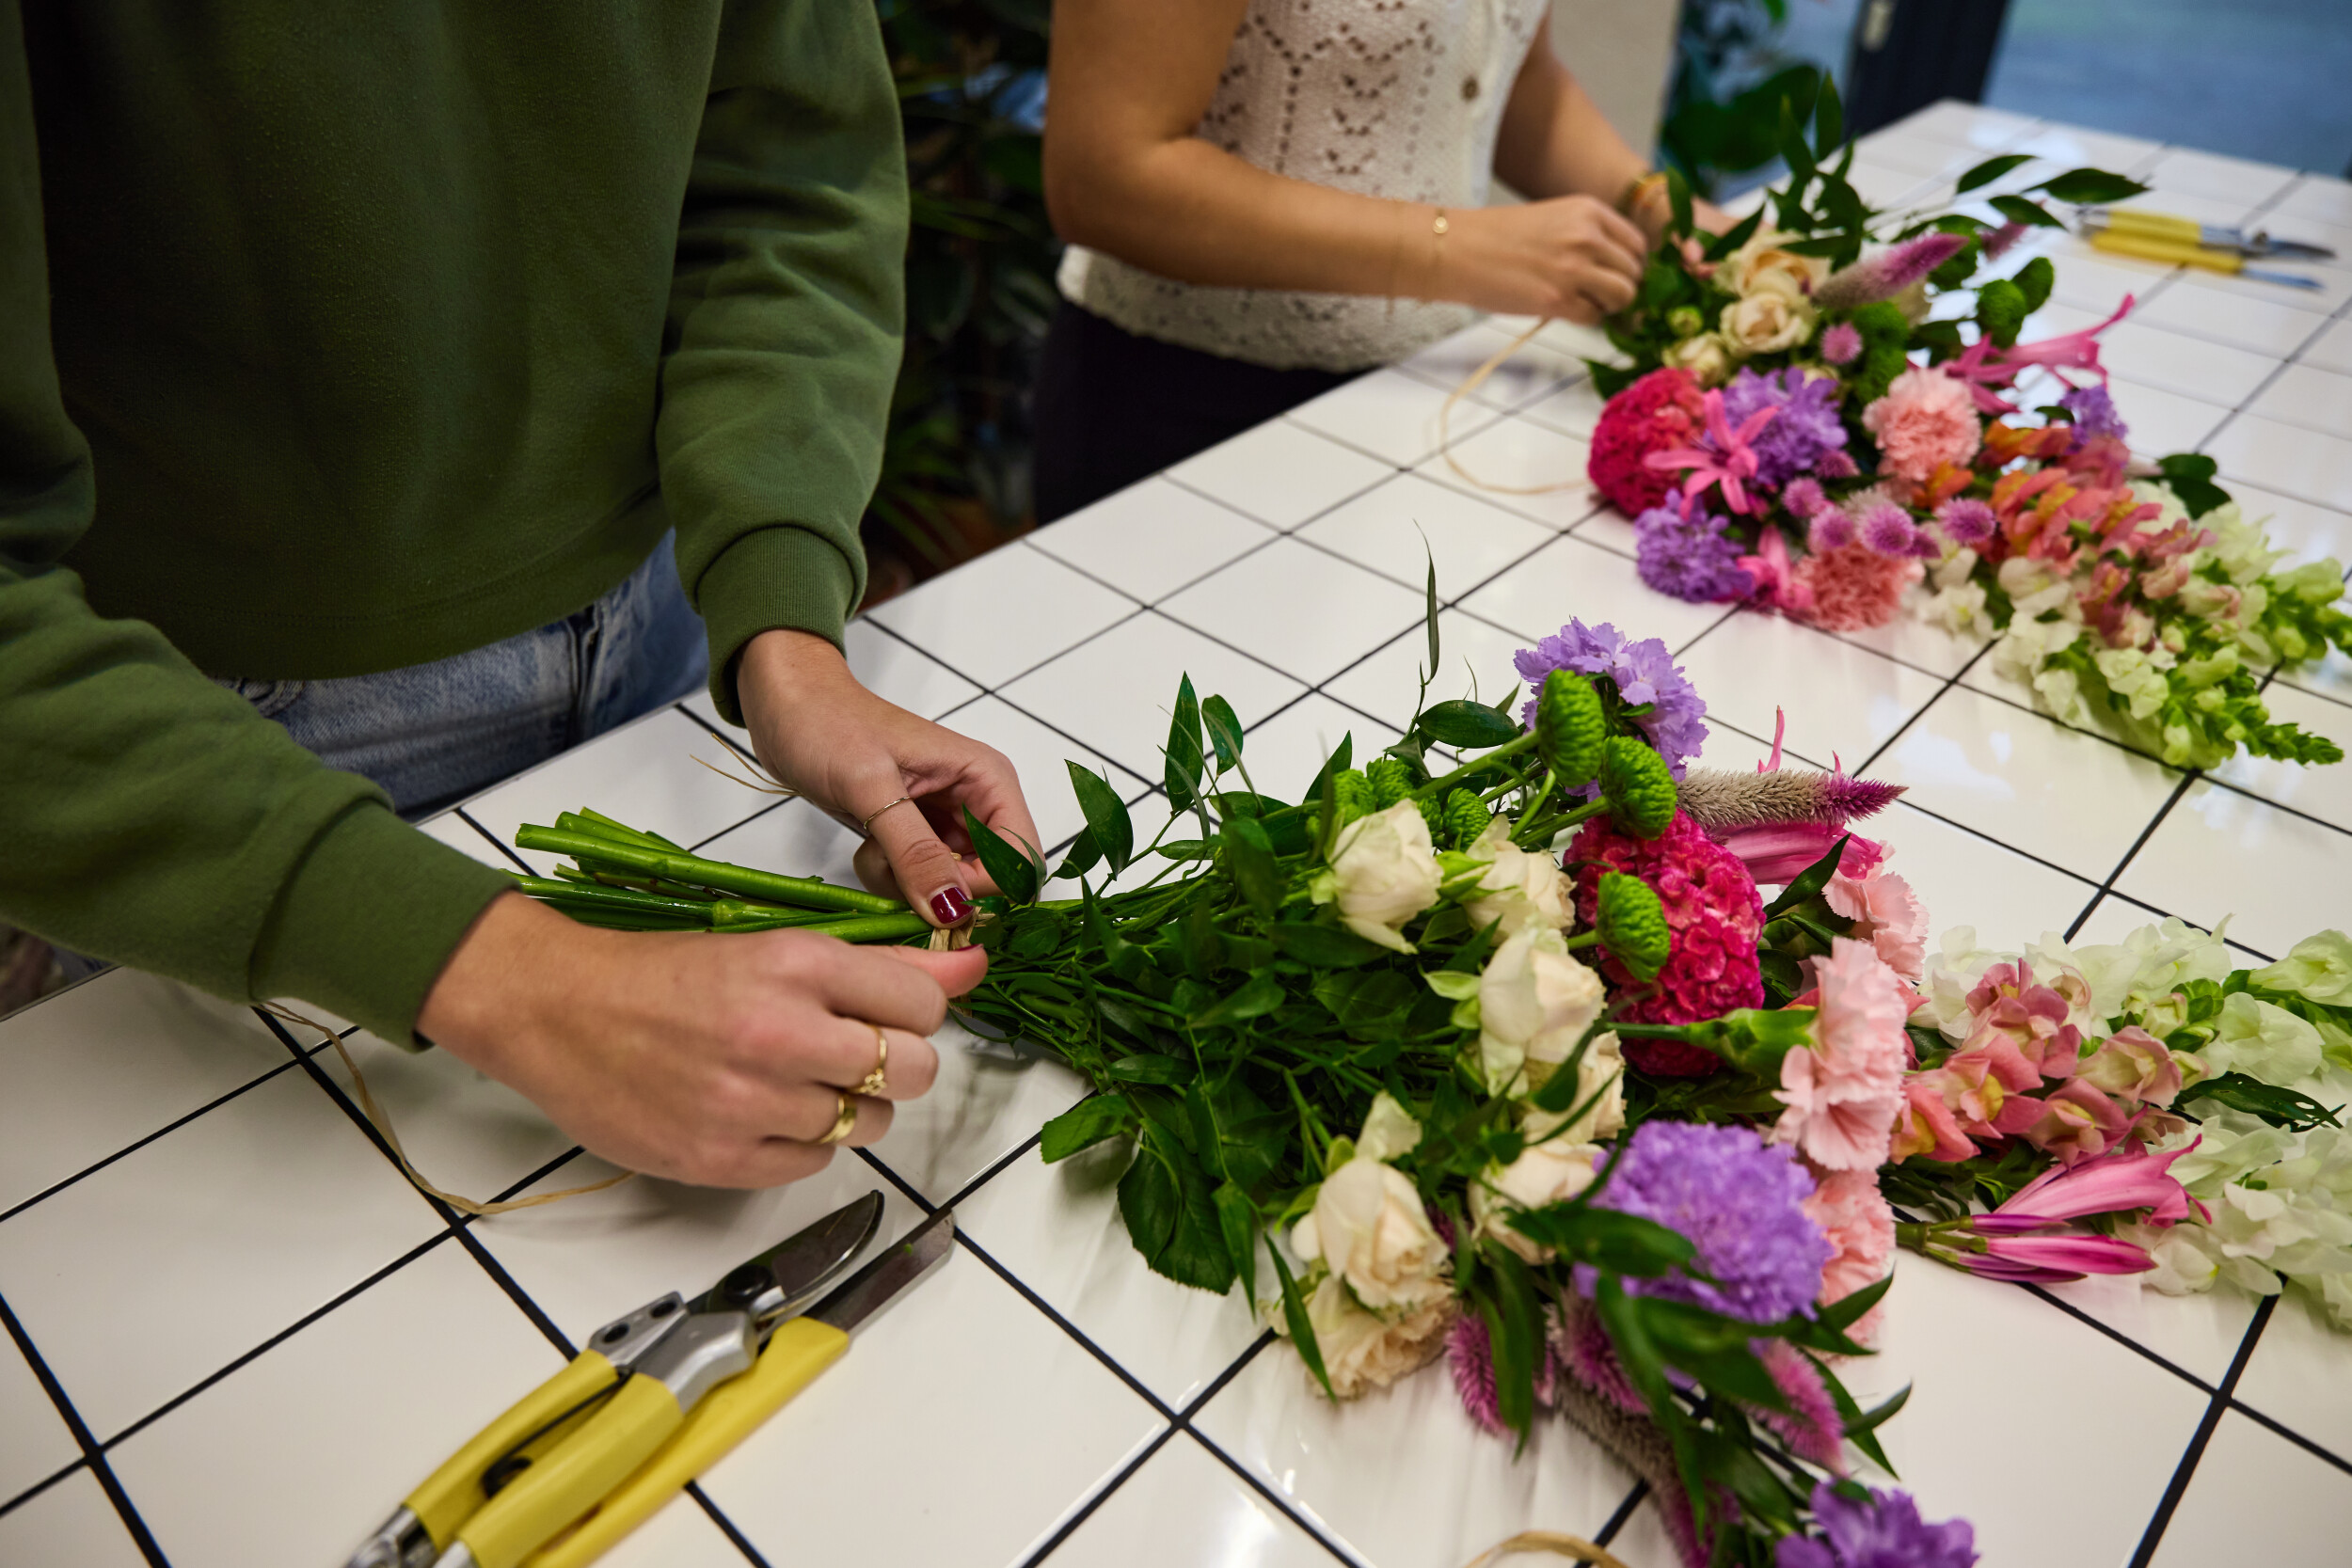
[1676,768,1907,833]
[1756,1340,1848,1472]
[1446,1310,1508,1434]
[1981,219,2029,260]
[1813,232,1967,310]
[1823,774,1904,821]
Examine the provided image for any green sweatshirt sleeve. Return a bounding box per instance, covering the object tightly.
[0,13,509,1046]
[660,0,909,725]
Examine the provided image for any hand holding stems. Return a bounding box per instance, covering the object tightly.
[736,628,1044,927]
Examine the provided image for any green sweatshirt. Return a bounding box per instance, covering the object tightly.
[1,1,907,1044]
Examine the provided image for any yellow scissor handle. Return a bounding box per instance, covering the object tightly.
[457,1372,685,1568]
[2097,208,2205,245]
[521,1316,851,1568]
[405,1351,621,1549]
[2089,229,2244,275]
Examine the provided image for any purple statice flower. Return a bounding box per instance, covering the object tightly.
[1820,321,1863,366]
[1783,477,1830,521]
[1935,497,1997,546]
[2058,384,2128,450]
[1578,1122,1830,1324]
[1720,368,1851,488]
[1809,509,1856,552]
[1814,232,1967,311]
[1857,500,1926,558]
[1515,621,1709,783]
[1634,499,1756,606]
[1777,1481,1979,1568]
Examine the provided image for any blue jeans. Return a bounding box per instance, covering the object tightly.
[216,537,710,819]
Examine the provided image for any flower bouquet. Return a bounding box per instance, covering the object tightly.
[511,599,2350,1566]
[1570,86,2350,772]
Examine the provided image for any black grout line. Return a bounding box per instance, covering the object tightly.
[1189,1423,1377,1568]
[0,1291,167,1564]
[2225,1396,2352,1480]
[687,794,795,855]
[0,1454,86,1523]
[1594,1479,1651,1547]
[446,1222,580,1359]
[2019,1283,2217,1392]
[852,1144,937,1215]
[954,1232,1176,1420]
[0,1054,306,1228]
[938,1129,1048,1216]
[2127,1292,2277,1568]
[671,697,760,766]
[454,806,533,875]
[2063,769,2203,943]
[485,1146,589,1209]
[1014,1425,1184,1568]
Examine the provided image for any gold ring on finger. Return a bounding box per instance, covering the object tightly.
[814,1091,860,1147]
[859,795,915,835]
[853,1025,889,1099]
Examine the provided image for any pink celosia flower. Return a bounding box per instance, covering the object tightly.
[1789,542,1922,631]
[1889,1074,1978,1162]
[1980,219,2029,260]
[1814,232,1967,311]
[2015,1078,2129,1165]
[1756,1338,1847,1470]
[1823,844,1929,983]
[1804,1166,1897,1305]
[2074,1025,2185,1104]
[1772,938,1908,1170]
[1860,367,1982,485]
[1820,321,1863,365]
[1974,1141,2200,1234]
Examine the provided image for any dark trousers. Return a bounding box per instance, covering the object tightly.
[1030,300,1355,523]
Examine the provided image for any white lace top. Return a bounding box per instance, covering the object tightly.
[1057,0,1552,373]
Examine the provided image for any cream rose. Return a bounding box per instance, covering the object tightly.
[1523,1028,1627,1144]
[1298,1274,1454,1398]
[1720,288,1817,357]
[1290,1156,1450,1313]
[1478,926,1606,1095]
[1664,330,1735,388]
[1470,1137,1603,1263]
[1318,801,1441,953]
[1462,820,1575,939]
[1726,229,1830,301]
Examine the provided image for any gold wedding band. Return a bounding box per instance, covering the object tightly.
[814,1091,860,1147]
[859,795,915,835]
[853,1025,890,1099]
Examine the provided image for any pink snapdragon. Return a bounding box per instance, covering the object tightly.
[1772,939,1909,1171]
[1963,960,2086,1079]
[2074,1026,2185,1104]
[1888,1075,1978,1163]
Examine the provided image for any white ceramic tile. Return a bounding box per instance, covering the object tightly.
[1322,610,1533,734]
[844,618,989,720]
[1827,597,1991,679]
[2233,1286,2352,1463]
[2101,320,2280,407]
[1675,611,1947,772]
[2141,148,2298,208]
[0,970,289,1216]
[416,807,516,868]
[305,1024,577,1207]
[867,542,1140,689]
[463,707,776,876]
[0,1333,76,1506]
[1846,158,1937,211]
[105,1244,752,1568]
[1836,1256,2208,1568]
[1240,693,1406,802]
[1868,683,2184,882]
[1001,612,1309,786]
[1160,539,1427,689]
[2302,315,2352,377]
[2011,123,2165,175]
[1295,472,1556,602]
[1045,1432,1339,1568]
[0,1468,145,1568]
[1412,417,1602,534]
[2131,282,2330,358]
[2272,175,2352,230]
[1455,534,1733,655]
[2273,214,2352,273]
[1028,479,1278,605]
[955,1138,1263,1409]
[1889,100,2039,153]
[2209,683,2352,830]
[2113,380,2235,459]
[1168,420,1397,531]
[692,798,866,894]
[1286,369,1504,470]
[1851,130,1977,180]
[1512,378,1609,442]
[2042,242,2181,316]
[910,696,1150,854]
[866,1019,1089,1207]
[2227,479,2352,568]
[2030,1269,2257,1391]
[698,1245,1163,1568]
[2114,780,2352,961]
[1867,801,2100,953]
[2164,258,2352,318]
[1193,1338,1637,1568]
[0,1069,444,1441]
[2149,1408,2350,1567]
[2248,362,2352,438]
[1392,321,1582,412]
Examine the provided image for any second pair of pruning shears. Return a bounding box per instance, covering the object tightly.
[2080,207,2333,288]
[343,1191,955,1568]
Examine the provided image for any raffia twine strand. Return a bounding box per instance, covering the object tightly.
[263,1005,632,1218]
[1457,1530,1633,1568]
[692,752,799,799]
[1440,315,1593,497]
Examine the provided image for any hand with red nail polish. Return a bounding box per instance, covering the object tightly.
[736,630,1043,927]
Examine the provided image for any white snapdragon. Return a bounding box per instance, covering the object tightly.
[2091,645,2174,722]
[2035,915,2232,1033]
[1919,926,2017,1042]
[1477,927,1607,1096]
[1316,801,1441,953]
[2252,931,2352,1007]
[1461,819,1576,940]
[2202,992,2325,1085]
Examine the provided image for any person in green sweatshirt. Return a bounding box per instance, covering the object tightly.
[0,2,1044,1186]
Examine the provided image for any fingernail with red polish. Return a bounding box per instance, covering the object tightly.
[931,887,974,926]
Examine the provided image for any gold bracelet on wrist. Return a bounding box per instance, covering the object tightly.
[1616,170,1669,218]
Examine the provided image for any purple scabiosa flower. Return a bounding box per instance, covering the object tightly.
[1935,497,1997,546]
[1777,1482,1979,1568]
[1857,500,1923,558]
[1820,321,1863,365]
[1719,368,1851,488]
[1783,477,1830,521]
[2058,384,2128,450]
[1634,499,1756,605]
[1813,232,1967,310]
[1515,621,1709,783]
[1809,509,1856,552]
[1815,447,1860,480]
[1578,1121,1830,1324]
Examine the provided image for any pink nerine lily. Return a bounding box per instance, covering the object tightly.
[1643,388,1779,515]
[1945,295,2134,414]
[1972,1140,2201,1233]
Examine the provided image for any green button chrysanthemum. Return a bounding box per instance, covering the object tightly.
[1599,736,1677,840]
[1595,871,1671,981]
[1534,670,1606,789]
[1366,756,1415,810]
[1444,788,1492,849]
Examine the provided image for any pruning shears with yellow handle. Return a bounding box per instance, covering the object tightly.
[343,1193,956,1568]
[2080,207,2330,288]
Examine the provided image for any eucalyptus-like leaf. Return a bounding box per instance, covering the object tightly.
[1066,761,1135,876]
[1040,1093,1137,1162]
[1202,694,1247,776]
[1953,152,2033,195]
[962,806,1042,905]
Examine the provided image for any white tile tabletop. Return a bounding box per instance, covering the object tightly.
[7,103,2352,1568]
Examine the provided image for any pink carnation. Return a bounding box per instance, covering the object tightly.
[1788,541,1923,631]
[1805,1166,1897,1310]
[1772,938,1908,1171]
[1588,367,1708,516]
[1822,843,1929,983]
[1860,366,1982,485]
[1569,812,1766,1075]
